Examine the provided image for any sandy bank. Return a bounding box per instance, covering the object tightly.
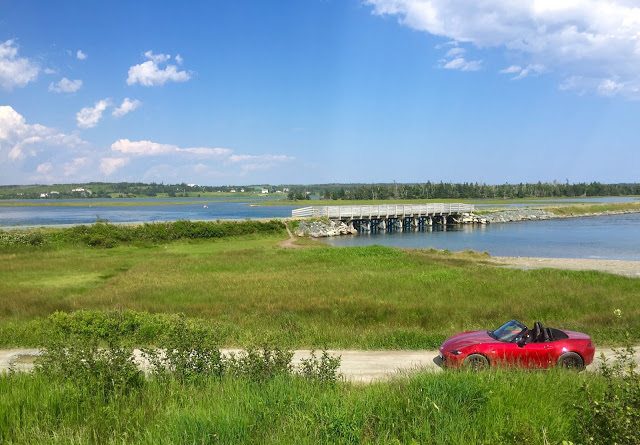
[494,256,640,278]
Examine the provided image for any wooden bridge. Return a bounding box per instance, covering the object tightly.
[292,203,478,232]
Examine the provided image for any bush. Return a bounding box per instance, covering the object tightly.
[33,311,341,393]
[0,230,47,247]
[143,314,224,382]
[299,350,342,383]
[575,342,640,444]
[226,347,294,382]
[35,312,144,399]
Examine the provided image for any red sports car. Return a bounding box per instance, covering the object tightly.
[435,320,595,370]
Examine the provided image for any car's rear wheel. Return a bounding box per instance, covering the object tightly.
[557,352,584,371]
[463,354,489,371]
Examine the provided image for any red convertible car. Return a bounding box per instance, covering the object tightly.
[435,320,595,370]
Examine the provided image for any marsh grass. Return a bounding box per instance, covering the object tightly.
[548,202,640,216]
[1,234,639,348]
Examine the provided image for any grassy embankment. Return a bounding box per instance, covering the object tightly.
[1,221,638,348]
[0,369,603,444]
[547,201,640,216]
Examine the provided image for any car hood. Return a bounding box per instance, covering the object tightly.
[440,330,494,352]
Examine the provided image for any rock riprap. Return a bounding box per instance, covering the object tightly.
[295,220,357,237]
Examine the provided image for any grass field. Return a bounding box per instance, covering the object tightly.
[0,369,599,444]
[547,202,640,216]
[1,231,638,348]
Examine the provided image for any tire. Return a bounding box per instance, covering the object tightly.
[463,354,489,371]
[557,352,584,371]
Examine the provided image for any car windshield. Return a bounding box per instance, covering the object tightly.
[489,320,527,342]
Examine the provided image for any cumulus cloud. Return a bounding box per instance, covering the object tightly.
[48,77,83,93]
[100,157,129,176]
[366,0,640,97]
[76,99,111,129]
[126,51,191,86]
[109,138,293,177]
[63,157,90,176]
[0,105,85,161]
[76,49,87,60]
[112,98,142,117]
[0,40,39,90]
[111,139,232,157]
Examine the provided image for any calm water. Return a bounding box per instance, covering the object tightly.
[323,213,640,260]
[0,198,294,227]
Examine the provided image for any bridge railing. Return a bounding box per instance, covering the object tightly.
[291,203,474,218]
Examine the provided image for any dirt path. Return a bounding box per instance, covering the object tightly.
[493,256,640,278]
[279,223,304,249]
[2,348,638,383]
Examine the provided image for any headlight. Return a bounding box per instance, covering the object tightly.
[450,350,462,355]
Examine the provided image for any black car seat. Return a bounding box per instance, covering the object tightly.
[531,322,545,342]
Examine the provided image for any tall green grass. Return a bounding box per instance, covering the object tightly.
[0,370,598,444]
[1,235,639,348]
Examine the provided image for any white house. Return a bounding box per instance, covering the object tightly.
[261,188,269,194]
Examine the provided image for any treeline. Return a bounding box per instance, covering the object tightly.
[288,182,640,201]
[0,182,270,199]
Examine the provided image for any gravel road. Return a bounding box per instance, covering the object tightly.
[2,347,638,383]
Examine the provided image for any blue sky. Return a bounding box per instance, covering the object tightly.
[1,0,639,185]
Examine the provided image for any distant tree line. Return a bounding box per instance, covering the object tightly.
[287,182,640,201]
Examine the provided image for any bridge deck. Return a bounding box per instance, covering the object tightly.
[292,203,474,219]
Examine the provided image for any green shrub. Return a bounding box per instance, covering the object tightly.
[35,312,144,399]
[143,314,224,382]
[299,350,342,383]
[575,343,640,444]
[226,347,294,382]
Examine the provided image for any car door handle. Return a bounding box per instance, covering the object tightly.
[544,345,553,349]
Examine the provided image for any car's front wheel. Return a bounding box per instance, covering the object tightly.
[463,353,489,371]
[557,352,584,371]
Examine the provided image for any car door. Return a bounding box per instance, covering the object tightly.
[488,341,554,368]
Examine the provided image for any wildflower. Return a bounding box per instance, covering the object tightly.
[613,308,622,318]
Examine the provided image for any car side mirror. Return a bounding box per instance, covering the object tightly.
[516,338,526,348]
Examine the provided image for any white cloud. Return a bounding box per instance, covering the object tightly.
[438,45,482,71]
[76,99,111,129]
[100,157,129,176]
[366,0,640,97]
[48,77,83,93]
[0,40,39,90]
[0,105,85,161]
[500,64,546,80]
[111,139,231,158]
[126,51,191,86]
[112,98,142,117]
[36,162,53,175]
[76,49,87,60]
[109,138,292,176]
[63,157,90,176]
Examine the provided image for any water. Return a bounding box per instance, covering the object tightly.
[0,198,294,227]
[323,213,640,260]
[2,196,639,260]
